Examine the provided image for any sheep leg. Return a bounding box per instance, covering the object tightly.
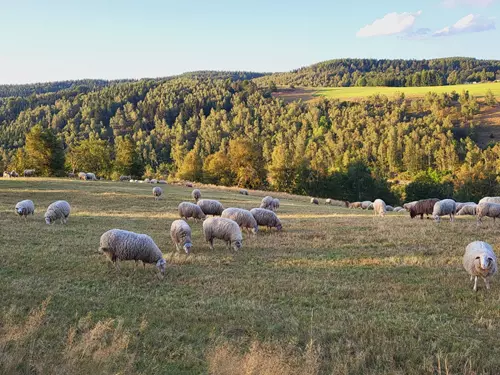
[209,239,214,250]
[473,276,478,292]
[115,259,121,272]
[484,277,490,290]
[420,214,423,220]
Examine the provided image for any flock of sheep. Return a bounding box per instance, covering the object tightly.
[11,181,499,291]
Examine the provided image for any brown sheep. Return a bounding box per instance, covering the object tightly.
[409,198,439,219]
[349,202,362,209]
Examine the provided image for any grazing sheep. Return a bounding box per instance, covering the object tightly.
[151,179,158,184]
[15,200,35,218]
[3,171,11,178]
[432,199,456,223]
[325,198,332,205]
[403,201,418,211]
[144,178,151,183]
[86,172,97,181]
[457,204,477,216]
[44,200,71,225]
[260,196,273,209]
[197,199,224,216]
[250,208,282,231]
[479,197,500,204]
[311,198,319,205]
[158,180,167,184]
[456,202,476,212]
[78,172,88,180]
[67,172,76,178]
[476,202,500,224]
[178,202,206,221]
[170,220,192,254]
[373,199,387,216]
[239,189,249,195]
[153,186,163,201]
[23,169,35,177]
[99,229,166,276]
[203,217,242,251]
[409,198,439,219]
[222,207,258,234]
[119,175,131,181]
[192,189,201,202]
[463,241,497,291]
[10,171,18,177]
[270,198,280,212]
[361,201,372,210]
[185,182,193,188]
[393,207,405,212]
[349,202,362,209]
[385,205,394,212]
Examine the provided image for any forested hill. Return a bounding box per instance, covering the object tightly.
[253,57,500,88]
[1,75,500,204]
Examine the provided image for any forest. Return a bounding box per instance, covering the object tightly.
[0,69,500,204]
[254,57,500,88]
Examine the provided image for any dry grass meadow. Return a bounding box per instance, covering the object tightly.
[2,178,500,374]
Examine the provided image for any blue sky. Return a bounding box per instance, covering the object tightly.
[0,0,499,84]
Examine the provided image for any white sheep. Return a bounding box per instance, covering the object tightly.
[479,197,500,204]
[392,206,404,212]
[151,179,158,184]
[250,208,282,231]
[221,207,258,234]
[44,200,71,225]
[153,186,163,201]
[260,196,273,209]
[476,202,500,224]
[158,180,167,184]
[239,189,249,195]
[15,200,35,218]
[403,201,418,211]
[78,172,87,180]
[456,204,477,216]
[203,217,242,251]
[192,189,201,202]
[99,229,166,276]
[432,199,456,222]
[178,202,206,221]
[463,241,497,291]
[170,220,193,254]
[456,202,477,212]
[197,199,224,216]
[270,198,280,212]
[373,199,386,217]
[361,201,372,210]
[310,198,319,205]
[385,205,394,212]
[86,172,97,181]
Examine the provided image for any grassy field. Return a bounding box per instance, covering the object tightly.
[2,179,500,374]
[274,82,500,102]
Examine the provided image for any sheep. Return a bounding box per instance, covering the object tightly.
[203,217,242,251]
[250,208,282,231]
[10,171,18,177]
[270,198,280,212]
[393,207,405,212]
[222,207,258,234]
[463,241,497,291]
[78,172,88,180]
[385,205,394,212]
[86,172,97,181]
[403,201,418,211]
[67,172,76,178]
[432,199,456,223]
[153,186,163,201]
[158,180,167,184]
[456,202,476,212]
[15,200,35,218]
[476,202,500,224]
[373,199,387,216]
[311,198,319,205]
[197,199,224,216]
[239,189,249,195]
[151,179,158,184]
[409,198,439,219]
[44,200,71,225]
[144,178,151,183]
[185,182,193,188]
[326,199,349,207]
[119,175,131,181]
[98,229,166,277]
[349,202,362,209]
[260,196,273,209]
[479,197,500,204]
[23,169,35,177]
[457,204,477,216]
[170,220,193,254]
[3,171,11,178]
[192,189,201,202]
[178,202,206,221]
[361,201,372,210]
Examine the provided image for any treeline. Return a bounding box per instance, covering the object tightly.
[0,77,499,204]
[254,57,500,88]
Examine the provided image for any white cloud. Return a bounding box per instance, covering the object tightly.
[442,0,495,7]
[433,14,495,36]
[356,11,422,37]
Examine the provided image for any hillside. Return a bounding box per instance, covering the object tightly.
[254,57,500,88]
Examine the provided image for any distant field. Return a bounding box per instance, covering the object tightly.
[274,82,500,102]
[2,179,500,374]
